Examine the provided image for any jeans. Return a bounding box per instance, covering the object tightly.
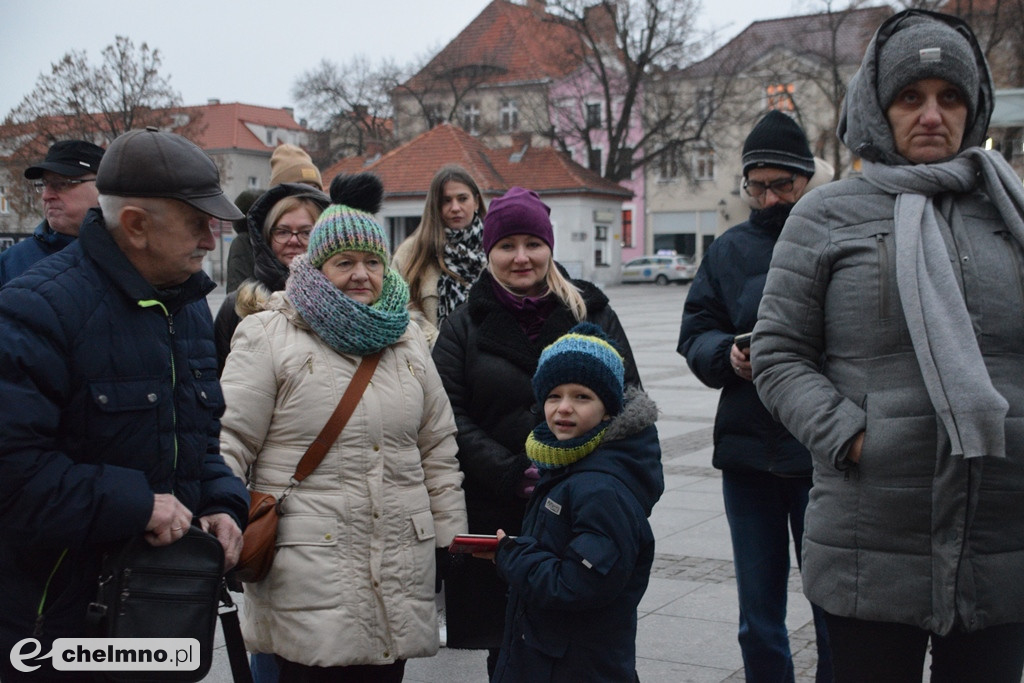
[722,469,832,682]
[251,652,280,683]
[823,612,1024,682]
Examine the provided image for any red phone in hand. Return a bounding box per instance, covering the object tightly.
[448,534,500,553]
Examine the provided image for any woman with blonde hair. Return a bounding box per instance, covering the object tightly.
[431,186,640,676]
[214,183,328,372]
[392,165,487,346]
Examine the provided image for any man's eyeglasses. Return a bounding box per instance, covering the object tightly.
[33,178,96,194]
[743,174,798,198]
[269,228,313,245]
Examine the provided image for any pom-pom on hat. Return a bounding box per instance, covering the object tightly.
[482,187,554,254]
[742,111,816,178]
[876,13,980,119]
[307,173,389,268]
[533,322,625,416]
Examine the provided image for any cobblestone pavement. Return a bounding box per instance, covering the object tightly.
[204,282,832,683]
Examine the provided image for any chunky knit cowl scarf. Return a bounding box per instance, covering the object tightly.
[862,147,1024,458]
[526,420,608,470]
[437,217,486,323]
[286,254,410,356]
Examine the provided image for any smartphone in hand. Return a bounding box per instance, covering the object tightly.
[734,332,753,350]
[448,534,500,554]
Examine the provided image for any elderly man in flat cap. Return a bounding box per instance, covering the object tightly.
[0,128,249,682]
[0,140,104,285]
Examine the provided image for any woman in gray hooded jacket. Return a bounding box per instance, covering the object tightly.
[753,10,1024,682]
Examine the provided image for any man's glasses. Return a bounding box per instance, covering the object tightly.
[743,174,798,198]
[269,228,312,245]
[33,178,95,194]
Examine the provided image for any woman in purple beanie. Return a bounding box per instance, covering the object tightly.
[431,186,641,677]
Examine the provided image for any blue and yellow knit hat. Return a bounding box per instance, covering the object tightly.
[307,173,389,268]
[533,322,625,415]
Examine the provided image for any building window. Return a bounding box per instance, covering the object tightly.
[500,98,519,132]
[425,103,445,128]
[697,87,714,121]
[462,101,480,134]
[588,148,603,174]
[265,128,276,145]
[621,209,633,248]
[0,186,8,214]
[765,83,795,111]
[692,147,714,180]
[586,103,601,128]
[659,145,683,179]
[248,177,259,189]
[594,224,609,266]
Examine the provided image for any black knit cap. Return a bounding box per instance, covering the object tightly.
[741,111,815,178]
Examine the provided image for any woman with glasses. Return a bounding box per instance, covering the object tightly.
[678,111,835,681]
[214,183,329,372]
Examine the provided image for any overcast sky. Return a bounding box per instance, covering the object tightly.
[1,0,816,122]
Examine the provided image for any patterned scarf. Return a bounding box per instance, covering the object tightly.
[526,420,607,470]
[437,217,486,323]
[286,254,410,356]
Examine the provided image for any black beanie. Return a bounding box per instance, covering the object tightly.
[741,111,815,178]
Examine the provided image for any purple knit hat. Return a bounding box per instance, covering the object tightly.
[482,187,554,254]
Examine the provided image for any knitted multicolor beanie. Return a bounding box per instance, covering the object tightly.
[307,173,389,268]
[287,172,410,355]
[532,322,625,416]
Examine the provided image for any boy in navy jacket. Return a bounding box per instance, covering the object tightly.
[489,323,664,682]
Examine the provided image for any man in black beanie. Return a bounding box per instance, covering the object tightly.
[678,111,833,681]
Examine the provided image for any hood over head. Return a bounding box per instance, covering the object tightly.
[247,182,329,291]
[577,387,664,517]
[838,9,993,166]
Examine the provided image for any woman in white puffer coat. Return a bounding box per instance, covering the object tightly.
[220,173,467,683]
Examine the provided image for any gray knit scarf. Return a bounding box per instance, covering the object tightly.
[862,148,1024,458]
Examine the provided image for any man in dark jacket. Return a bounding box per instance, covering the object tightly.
[0,140,104,286]
[678,111,832,682]
[0,128,249,682]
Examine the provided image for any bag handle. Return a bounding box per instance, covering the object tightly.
[288,351,382,487]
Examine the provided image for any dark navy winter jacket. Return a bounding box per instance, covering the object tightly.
[677,209,813,475]
[0,219,76,286]
[492,390,663,682]
[0,209,248,659]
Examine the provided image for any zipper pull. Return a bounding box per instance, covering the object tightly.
[407,360,415,376]
[167,313,176,336]
[304,357,313,374]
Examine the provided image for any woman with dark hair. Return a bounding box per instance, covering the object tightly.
[392,164,487,346]
[754,10,1024,681]
[432,187,641,676]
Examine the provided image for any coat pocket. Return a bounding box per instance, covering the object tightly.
[267,513,340,610]
[87,378,163,445]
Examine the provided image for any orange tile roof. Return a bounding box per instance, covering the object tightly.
[185,102,308,151]
[323,123,631,201]
[403,0,586,91]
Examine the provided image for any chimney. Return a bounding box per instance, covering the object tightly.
[526,0,546,14]
[282,106,295,120]
[207,98,220,106]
